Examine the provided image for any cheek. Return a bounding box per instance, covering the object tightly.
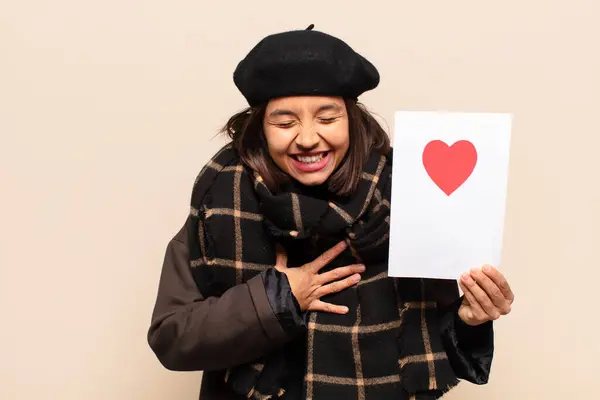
[263,127,280,153]
[263,127,291,167]
[324,122,350,152]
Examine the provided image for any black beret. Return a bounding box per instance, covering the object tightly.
[233,25,380,106]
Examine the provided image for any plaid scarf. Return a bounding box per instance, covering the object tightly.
[188,144,461,399]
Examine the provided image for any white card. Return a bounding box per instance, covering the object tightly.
[388,111,512,279]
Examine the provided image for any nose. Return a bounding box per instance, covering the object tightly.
[295,126,320,150]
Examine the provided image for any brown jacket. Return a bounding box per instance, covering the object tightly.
[148,219,493,399]
[147,218,296,399]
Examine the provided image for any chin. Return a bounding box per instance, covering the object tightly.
[290,170,331,187]
[297,177,328,186]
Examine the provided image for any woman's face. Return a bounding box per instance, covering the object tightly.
[263,96,350,187]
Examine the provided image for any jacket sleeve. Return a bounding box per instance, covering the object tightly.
[262,268,308,333]
[439,295,495,384]
[147,220,302,372]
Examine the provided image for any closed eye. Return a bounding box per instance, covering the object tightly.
[319,117,338,124]
[275,121,295,128]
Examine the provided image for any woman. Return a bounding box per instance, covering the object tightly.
[148,25,514,400]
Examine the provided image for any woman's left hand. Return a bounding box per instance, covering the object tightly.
[458,265,515,326]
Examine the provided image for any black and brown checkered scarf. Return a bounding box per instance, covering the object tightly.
[188,144,461,399]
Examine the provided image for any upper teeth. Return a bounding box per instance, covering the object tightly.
[297,153,325,163]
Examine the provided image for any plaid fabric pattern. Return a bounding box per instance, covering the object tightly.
[188,144,460,399]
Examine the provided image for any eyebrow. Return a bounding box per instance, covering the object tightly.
[268,103,342,118]
[268,109,297,118]
[316,103,342,113]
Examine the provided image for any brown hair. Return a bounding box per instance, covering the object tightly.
[220,98,391,196]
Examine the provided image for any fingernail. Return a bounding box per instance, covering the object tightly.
[461,273,471,283]
[358,265,366,272]
[353,274,361,283]
[342,307,349,313]
[483,265,492,272]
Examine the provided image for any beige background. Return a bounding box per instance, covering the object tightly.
[2,1,598,399]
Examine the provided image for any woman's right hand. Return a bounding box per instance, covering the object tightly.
[274,241,364,314]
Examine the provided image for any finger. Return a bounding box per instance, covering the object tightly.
[461,272,500,319]
[459,280,489,322]
[470,268,511,313]
[314,273,361,298]
[481,265,515,303]
[309,300,349,315]
[316,264,365,285]
[275,244,288,269]
[308,241,348,273]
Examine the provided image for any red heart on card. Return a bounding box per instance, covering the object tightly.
[422,140,478,195]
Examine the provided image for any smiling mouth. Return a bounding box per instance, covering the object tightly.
[292,151,329,164]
